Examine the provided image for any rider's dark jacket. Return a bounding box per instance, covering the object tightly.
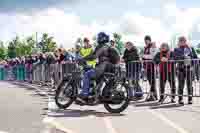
[84,44,120,78]
[84,44,120,65]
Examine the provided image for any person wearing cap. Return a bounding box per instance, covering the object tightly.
[80,38,96,68]
[154,43,176,103]
[142,35,158,101]
[174,36,198,105]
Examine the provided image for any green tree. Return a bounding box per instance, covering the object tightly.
[7,37,17,58]
[0,41,6,60]
[196,49,200,54]
[40,33,57,52]
[25,36,36,55]
[8,36,36,58]
[14,36,26,57]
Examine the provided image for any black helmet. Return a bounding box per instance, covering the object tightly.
[97,32,110,44]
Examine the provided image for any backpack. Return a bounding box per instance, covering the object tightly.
[108,47,120,64]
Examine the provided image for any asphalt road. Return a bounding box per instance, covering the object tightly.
[46,87,200,133]
[0,81,64,133]
[1,81,200,133]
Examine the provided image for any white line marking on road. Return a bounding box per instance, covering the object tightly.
[103,118,118,133]
[0,131,8,133]
[43,117,76,133]
[148,110,189,133]
[48,96,59,111]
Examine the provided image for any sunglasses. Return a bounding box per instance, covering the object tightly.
[179,40,186,42]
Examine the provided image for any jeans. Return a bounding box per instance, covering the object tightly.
[81,69,96,96]
[81,62,114,96]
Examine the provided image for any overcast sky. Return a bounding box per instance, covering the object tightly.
[0,0,200,48]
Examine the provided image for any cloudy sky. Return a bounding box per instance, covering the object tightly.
[0,0,200,47]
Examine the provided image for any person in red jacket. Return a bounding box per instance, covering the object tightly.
[154,43,176,103]
[142,36,158,101]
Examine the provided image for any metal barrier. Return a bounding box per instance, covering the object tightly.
[127,59,200,102]
[162,59,200,98]
[1,59,200,103]
[31,62,77,88]
[127,60,157,100]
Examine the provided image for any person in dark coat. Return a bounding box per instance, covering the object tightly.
[174,36,198,105]
[154,43,176,103]
[123,41,140,81]
[123,41,142,99]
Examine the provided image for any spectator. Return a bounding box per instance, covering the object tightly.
[110,40,115,48]
[154,43,176,103]
[25,56,33,82]
[123,41,143,100]
[110,40,120,55]
[74,44,82,61]
[58,48,65,64]
[142,35,158,101]
[174,36,198,105]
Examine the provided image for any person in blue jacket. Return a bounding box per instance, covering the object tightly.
[174,36,198,105]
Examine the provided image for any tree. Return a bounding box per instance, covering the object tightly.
[14,36,26,57]
[196,49,200,54]
[0,41,6,60]
[40,33,57,53]
[7,41,17,58]
[25,36,36,55]
[7,36,22,58]
[7,36,37,58]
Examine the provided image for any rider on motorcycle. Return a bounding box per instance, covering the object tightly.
[78,32,120,101]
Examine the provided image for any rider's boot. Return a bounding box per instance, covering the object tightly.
[76,92,89,105]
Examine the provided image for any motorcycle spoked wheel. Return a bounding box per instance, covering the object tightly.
[103,83,130,113]
[55,80,77,109]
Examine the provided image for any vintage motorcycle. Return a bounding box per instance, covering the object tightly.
[55,62,130,113]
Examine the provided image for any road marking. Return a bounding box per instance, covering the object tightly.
[148,110,189,133]
[0,131,8,133]
[91,114,118,133]
[48,96,59,111]
[103,117,118,133]
[43,117,76,133]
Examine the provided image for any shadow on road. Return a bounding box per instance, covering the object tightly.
[10,82,49,97]
[172,108,200,114]
[150,103,183,109]
[134,101,160,107]
[47,109,125,118]
[11,82,36,91]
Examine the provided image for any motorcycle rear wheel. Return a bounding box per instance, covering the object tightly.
[103,83,130,113]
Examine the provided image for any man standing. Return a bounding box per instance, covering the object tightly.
[174,36,197,105]
[142,35,158,101]
[123,41,143,100]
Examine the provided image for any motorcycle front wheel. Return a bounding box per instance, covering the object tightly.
[55,80,77,109]
[103,83,130,113]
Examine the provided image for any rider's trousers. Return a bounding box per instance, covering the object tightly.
[82,69,96,96]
